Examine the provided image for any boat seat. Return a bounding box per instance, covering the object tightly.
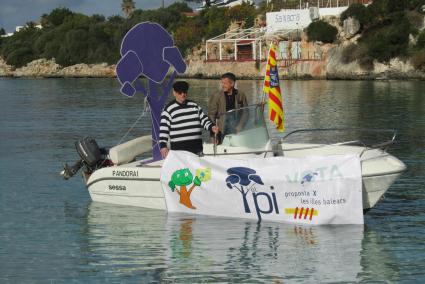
[109,135,152,165]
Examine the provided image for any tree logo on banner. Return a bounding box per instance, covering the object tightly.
[168,168,202,210]
[226,167,264,213]
[116,22,187,161]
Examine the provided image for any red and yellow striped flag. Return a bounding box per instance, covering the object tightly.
[263,42,284,132]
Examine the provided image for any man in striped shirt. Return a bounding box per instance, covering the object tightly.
[159,81,219,158]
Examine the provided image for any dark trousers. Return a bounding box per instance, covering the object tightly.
[170,139,203,155]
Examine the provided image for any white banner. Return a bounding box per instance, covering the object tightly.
[161,151,363,225]
[266,9,312,32]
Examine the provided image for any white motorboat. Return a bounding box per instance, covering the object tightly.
[62,105,406,211]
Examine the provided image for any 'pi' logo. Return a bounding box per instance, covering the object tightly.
[226,167,281,222]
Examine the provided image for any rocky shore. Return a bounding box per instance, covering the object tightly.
[0,57,116,78]
[1,46,424,80]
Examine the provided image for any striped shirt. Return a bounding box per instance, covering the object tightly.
[159,100,213,153]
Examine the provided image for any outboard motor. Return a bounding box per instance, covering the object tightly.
[60,137,107,180]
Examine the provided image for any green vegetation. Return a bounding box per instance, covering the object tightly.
[340,3,368,28]
[338,0,425,69]
[361,14,411,63]
[0,28,5,36]
[1,0,424,71]
[0,2,259,68]
[306,20,338,43]
[1,8,125,67]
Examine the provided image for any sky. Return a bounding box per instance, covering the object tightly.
[0,0,195,33]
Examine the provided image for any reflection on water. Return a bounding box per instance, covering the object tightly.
[76,202,399,283]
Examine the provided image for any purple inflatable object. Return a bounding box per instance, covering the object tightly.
[116,22,187,161]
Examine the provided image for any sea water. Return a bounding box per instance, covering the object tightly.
[0,78,424,283]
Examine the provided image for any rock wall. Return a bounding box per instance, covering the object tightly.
[0,57,116,78]
[13,58,61,77]
[326,45,425,80]
[184,58,328,79]
[1,46,424,80]
[0,57,13,76]
[59,63,115,77]
[185,59,259,78]
[185,41,425,80]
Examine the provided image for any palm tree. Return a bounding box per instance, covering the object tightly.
[121,0,136,18]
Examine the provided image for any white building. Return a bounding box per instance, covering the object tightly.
[1,23,43,37]
[205,1,364,62]
[197,0,253,11]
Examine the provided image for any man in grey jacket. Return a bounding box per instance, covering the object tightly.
[208,73,248,143]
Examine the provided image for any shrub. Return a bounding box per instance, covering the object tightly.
[226,2,256,28]
[406,10,424,30]
[174,19,203,55]
[41,8,75,28]
[6,47,35,67]
[366,28,409,62]
[200,6,230,39]
[410,0,425,11]
[359,13,412,63]
[1,26,41,67]
[386,0,410,13]
[306,20,338,43]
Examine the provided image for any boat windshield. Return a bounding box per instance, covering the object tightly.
[220,104,269,149]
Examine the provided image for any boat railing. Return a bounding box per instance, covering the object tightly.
[203,128,397,158]
[277,128,397,150]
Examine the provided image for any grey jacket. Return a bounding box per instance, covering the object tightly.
[208,89,248,130]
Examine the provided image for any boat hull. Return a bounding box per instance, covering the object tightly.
[362,173,401,209]
[88,179,166,210]
[85,155,405,210]
[86,166,165,210]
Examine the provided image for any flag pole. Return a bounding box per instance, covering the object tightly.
[261,38,276,105]
[262,38,285,133]
[260,39,277,105]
